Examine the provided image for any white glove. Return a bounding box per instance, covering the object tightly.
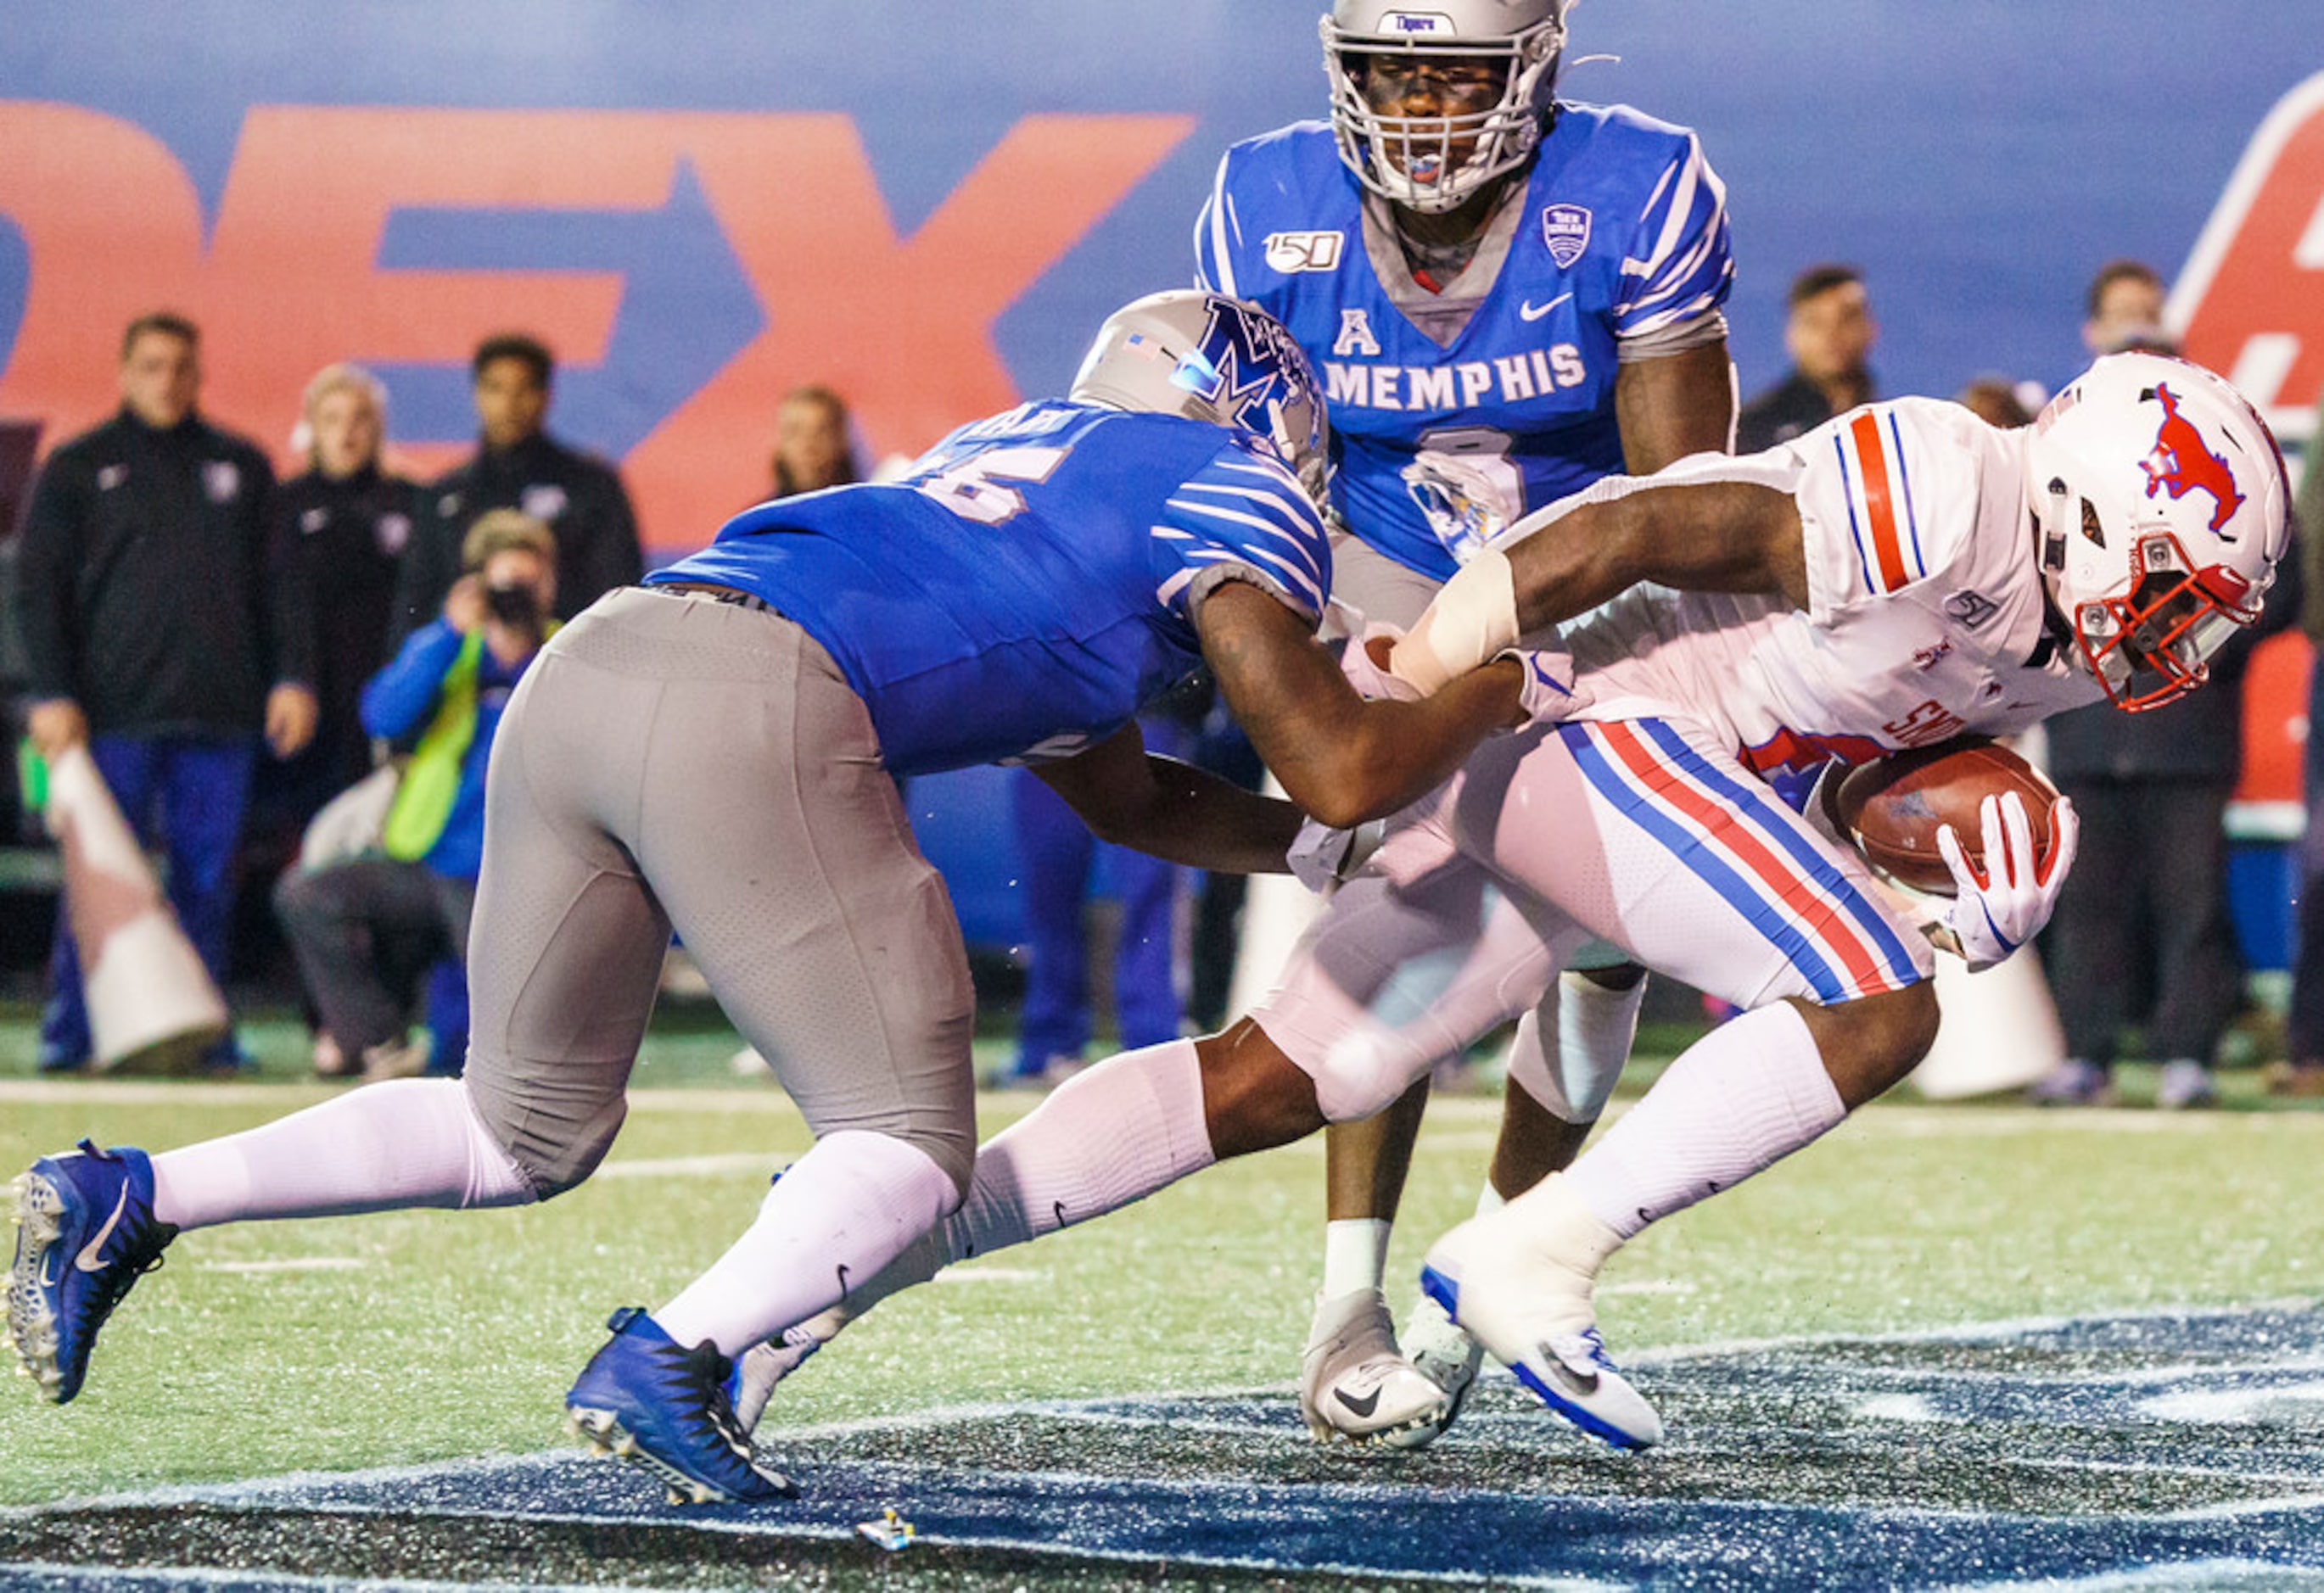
[1493,645,1573,724]
[1936,792,2080,972]
[1340,623,1423,701]
[1288,816,1386,895]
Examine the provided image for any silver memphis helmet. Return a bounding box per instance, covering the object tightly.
[1321,0,1567,214]
[1069,290,1330,506]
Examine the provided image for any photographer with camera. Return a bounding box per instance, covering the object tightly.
[274,510,557,1082]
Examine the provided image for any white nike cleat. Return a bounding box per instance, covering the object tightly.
[729,1306,848,1434]
[1296,1288,1450,1445]
[1381,1283,1486,1451]
[1419,1173,1662,1450]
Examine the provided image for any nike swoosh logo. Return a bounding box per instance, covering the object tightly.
[1519,293,1572,322]
[1546,1357,1601,1398]
[75,1185,132,1272]
[1336,1386,1382,1418]
[834,1263,852,1298]
[38,1252,60,1289]
[1053,1200,1070,1230]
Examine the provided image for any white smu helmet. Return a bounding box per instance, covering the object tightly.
[1321,0,1568,214]
[2025,351,2289,712]
[1069,290,1330,506]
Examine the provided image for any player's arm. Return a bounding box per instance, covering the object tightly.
[1391,476,1809,692]
[1196,580,1522,828]
[1033,722,1305,876]
[1615,339,1736,473]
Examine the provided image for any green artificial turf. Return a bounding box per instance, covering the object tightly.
[3,1011,2321,1506]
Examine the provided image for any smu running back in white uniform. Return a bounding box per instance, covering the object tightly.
[654,401,1330,774]
[1196,110,1732,581]
[1257,395,2116,1117]
[1546,397,2102,809]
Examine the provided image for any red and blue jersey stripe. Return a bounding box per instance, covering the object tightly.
[1562,718,1924,1002]
[1831,408,1927,597]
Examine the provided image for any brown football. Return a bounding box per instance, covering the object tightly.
[1832,736,2059,897]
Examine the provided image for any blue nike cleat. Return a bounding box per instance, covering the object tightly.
[8,1139,177,1405]
[566,1307,798,1504]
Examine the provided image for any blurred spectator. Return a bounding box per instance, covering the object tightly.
[275,511,556,1082]
[13,310,316,1071]
[260,363,423,831]
[2274,392,2324,1098]
[390,333,640,645]
[1957,376,2035,430]
[2082,258,2173,356]
[2030,266,2298,1108]
[1737,264,1877,450]
[770,385,858,499]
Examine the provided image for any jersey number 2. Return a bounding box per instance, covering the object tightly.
[915,445,1069,525]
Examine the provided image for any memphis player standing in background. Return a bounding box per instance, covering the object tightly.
[1195,0,1735,1443]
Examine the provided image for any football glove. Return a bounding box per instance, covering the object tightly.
[1287,816,1387,896]
[1494,645,1573,724]
[1935,791,2080,972]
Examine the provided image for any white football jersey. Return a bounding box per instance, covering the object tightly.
[1523,397,2105,810]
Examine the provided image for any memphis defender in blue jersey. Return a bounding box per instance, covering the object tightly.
[1198,109,1732,582]
[658,401,1327,777]
[5,292,1532,1511]
[1187,0,1739,1455]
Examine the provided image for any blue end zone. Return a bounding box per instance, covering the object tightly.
[8,1305,2324,1590]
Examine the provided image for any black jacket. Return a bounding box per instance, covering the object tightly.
[392,431,642,645]
[270,464,423,792]
[14,408,294,736]
[1738,370,1874,454]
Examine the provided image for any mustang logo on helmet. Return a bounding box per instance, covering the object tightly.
[2140,383,2246,535]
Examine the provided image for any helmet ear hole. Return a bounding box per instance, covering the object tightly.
[2077,498,2104,549]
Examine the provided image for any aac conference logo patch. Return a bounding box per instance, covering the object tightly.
[1265,231,1344,273]
[1542,204,1591,268]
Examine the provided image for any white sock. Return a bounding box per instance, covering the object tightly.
[832,1038,1216,1321]
[945,1037,1213,1260]
[150,1079,535,1231]
[1321,1218,1393,1299]
[655,1130,958,1358]
[1553,970,1646,1121]
[1562,1002,1843,1240]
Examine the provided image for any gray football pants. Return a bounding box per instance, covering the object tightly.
[462,586,977,1198]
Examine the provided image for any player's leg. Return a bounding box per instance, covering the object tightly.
[1422,718,1936,1449]
[732,842,1527,1433]
[3,646,668,1406]
[1397,958,1632,1445]
[584,608,971,1368]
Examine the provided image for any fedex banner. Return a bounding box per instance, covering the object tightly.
[2,3,2318,561]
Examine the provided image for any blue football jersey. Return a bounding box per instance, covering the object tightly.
[1196,108,1733,580]
[652,402,1329,777]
